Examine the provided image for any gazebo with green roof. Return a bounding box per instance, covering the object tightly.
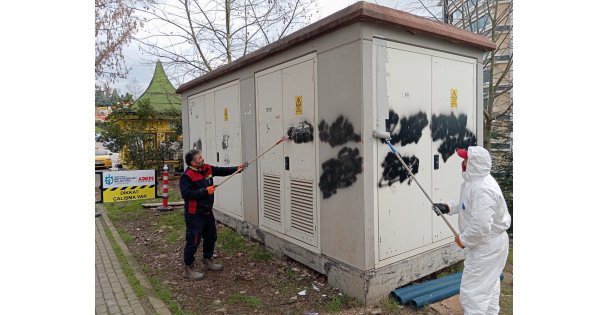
[114,61,183,171]
[135,60,181,111]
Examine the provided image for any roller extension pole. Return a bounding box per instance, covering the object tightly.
[214,136,287,189]
[381,136,459,237]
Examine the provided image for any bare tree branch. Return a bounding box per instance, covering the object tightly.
[134,0,318,84]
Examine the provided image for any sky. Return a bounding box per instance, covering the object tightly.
[4,0,608,313]
[113,0,415,97]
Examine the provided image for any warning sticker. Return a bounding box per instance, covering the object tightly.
[103,185,156,203]
[295,96,303,115]
[224,108,229,121]
[450,89,458,108]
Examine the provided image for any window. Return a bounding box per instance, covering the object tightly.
[495,84,512,93]
[495,55,511,62]
[496,25,512,32]
[477,14,490,31]
[483,69,491,83]
[496,113,513,121]
[451,10,462,23]
[491,142,512,151]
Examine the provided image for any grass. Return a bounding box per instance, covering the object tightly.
[104,199,147,222]
[285,267,297,280]
[217,227,248,255]
[249,245,272,261]
[166,229,181,243]
[325,296,343,312]
[217,227,273,262]
[324,294,361,312]
[157,210,183,227]
[227,292,262,307]
[378,296,403,312]
[499,242,514,314]
[117,227,134,244]
[144,265,195,315]
[157,210,185,243]
[436,261,465,278]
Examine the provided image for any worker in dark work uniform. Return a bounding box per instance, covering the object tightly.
[179,148,246,280]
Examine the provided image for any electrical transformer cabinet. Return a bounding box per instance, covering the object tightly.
[179,1,494,305]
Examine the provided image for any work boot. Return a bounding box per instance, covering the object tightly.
[202,258,223,271]
[184,265,204,280]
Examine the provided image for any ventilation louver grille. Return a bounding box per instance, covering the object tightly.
[263,173,281,224]
[290,178,314,235]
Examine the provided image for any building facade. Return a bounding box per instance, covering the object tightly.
[447,0,513,153]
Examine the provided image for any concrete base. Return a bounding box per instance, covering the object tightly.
[156,206,174,212]
[213,209,464,305]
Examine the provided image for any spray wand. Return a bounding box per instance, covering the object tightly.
[372,130,458,237]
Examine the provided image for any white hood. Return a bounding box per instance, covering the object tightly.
[464,146,492,180]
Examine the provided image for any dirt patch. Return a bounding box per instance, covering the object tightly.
[106,181,512,314]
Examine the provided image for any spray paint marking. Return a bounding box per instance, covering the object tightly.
[318,116,362,147]
[287,120,314,144]
[194,139,202,151]
[222,135,230,149]
[319,147,363,199]
[378,152,420,187]
[386,110,428,146]
[378,110,426,187]
[430,113,477,162]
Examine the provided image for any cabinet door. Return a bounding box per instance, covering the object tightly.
[282,59,318,246]
[188,95,205,151]
[203,93,216,164]
[377,47,433,260]
[214,83,243,219]
[431,56,476,241]
[256,70,285,233]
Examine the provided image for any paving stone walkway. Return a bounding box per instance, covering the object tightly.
[95,215,147,315]
[95,206,171,315]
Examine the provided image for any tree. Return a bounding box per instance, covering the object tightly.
[133,0,319,85]
[103,98,182,170]
[96,0,150,85]
[400,0,513,230]
[403,0,513,150]
[126,78,144,98]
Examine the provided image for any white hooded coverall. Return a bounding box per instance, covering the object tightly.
[447,146,511,315]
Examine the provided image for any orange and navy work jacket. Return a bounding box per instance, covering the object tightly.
[179,164,237,215]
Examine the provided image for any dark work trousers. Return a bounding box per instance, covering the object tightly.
[183,213,217,266]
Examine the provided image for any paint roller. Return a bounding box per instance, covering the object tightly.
[214,120,314,189]
[372,130,459,237]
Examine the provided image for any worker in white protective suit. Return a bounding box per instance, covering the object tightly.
[432,146,511,315]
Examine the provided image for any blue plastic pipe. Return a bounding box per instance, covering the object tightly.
[391,272,462,303]
[392,277,461,304]
[409,283,461,308]
[402,273,505,308]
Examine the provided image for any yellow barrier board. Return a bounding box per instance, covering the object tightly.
[103,185,156,203]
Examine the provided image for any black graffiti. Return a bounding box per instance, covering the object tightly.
[287,120,314,144]
[318,116,361,147]
[386,110,428,146]
[194,139,202,151]
[319,147,363,199]
[222,135,229,149]
[378,152,420,187]
[430,113,477,162]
